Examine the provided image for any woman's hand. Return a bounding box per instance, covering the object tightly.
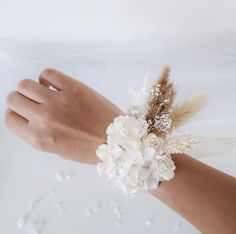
[5,68,123,164]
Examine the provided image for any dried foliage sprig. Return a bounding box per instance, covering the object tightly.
[145,66,206,138]
[170,94,207,131]
[164,133,201,155]
[145,66,176,137]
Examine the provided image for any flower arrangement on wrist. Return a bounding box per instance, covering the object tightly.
[96,66,206,195]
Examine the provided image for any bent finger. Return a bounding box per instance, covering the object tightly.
[39,68,80,91]
[4,108,30,138]
[17,79,54,103]
[6,91,40,120]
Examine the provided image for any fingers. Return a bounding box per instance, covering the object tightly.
[4,108,29,139]
[4,109,42,150]
[39,68,79,91]
[17,79,53,103]
[6,91,40,120]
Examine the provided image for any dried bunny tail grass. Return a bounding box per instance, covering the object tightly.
[170,94,207,130]
[145,65,176,124]
[164,133,201,155]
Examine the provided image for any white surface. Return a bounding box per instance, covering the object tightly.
[0,1,236,234]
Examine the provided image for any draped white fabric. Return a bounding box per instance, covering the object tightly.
[0,1,236,234]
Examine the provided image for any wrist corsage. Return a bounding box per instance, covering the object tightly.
[96,66,206,195]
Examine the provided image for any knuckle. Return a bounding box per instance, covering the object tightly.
[31,133,47,150]
[31,132,55,151]
[32,135,45,150]
[17,79,32,91]
[6,91,18,105]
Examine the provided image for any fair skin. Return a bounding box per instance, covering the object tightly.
[5,68,236,233]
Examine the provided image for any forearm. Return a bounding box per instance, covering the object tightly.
[149,153,236,234]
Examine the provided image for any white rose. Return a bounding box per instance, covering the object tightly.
[96,114,176,194]
[143,133,164,153]
[151,154,175,181]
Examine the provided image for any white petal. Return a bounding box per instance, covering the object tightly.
[126,150,144,165]
[143,147,155,161]
[127,166,139,187]
[145,176,158,190]
[97,162,107,176]
[96,144,110,161]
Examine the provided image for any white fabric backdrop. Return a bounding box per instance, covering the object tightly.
[0,1,236,234]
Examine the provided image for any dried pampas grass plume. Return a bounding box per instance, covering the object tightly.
[145,65,207,137]
[146,65,176,122]
[145,65,176,137]
[170,94,207,130]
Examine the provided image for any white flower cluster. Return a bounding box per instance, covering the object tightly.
[96,115,176,194]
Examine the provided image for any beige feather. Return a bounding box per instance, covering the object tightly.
[170,94,207,130]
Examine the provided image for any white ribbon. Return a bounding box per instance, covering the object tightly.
[187,137,236,159]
